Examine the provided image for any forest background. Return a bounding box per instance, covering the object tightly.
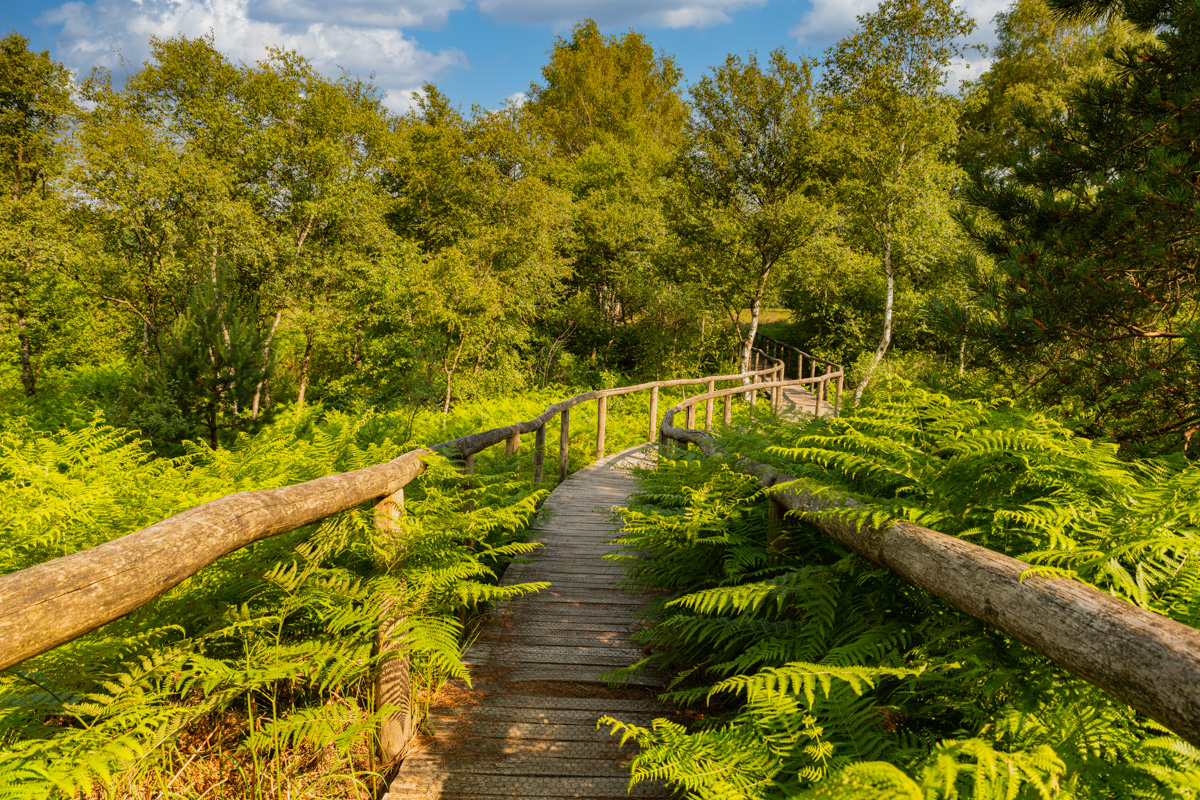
[3,0,1187,457]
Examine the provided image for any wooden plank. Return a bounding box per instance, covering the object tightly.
[390,446,669,797]
[386,775,667,798]
[464,643,647,666]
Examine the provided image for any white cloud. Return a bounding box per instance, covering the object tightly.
[947,55,993,88]
[788,0,876,44]
[37,0,466,112]
[506,90,528,105]
[248,0,466,29]
[475,0,764,29]
[791,0,1011,49]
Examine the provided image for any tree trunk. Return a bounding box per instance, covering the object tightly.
[442,339,466,415]
[958,335,967,376]
[251,309,283,422]
[17,309,35,397]
[740,269,772,376]
[297,327,314,406]
[739,265,772,402]
[206,401,218,449]
[854,238,894,404]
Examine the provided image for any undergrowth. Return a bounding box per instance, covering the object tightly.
[605,380,1200,799]
[0,381,703,798]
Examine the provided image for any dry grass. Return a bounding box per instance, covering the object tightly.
[735,308,793,325]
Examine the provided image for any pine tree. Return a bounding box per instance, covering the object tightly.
[958,0,1200,449]
[159,264,266,446]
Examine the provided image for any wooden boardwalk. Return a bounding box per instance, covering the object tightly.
[385,445,670,800]
[780,383,835,418]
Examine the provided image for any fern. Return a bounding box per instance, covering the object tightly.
[603,381,1200,798]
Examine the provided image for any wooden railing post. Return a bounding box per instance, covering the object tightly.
[767,496,788,553]
[506,431,520,457]
[559,408,570,482]
[461,453,475,511]
[836,375,844,417]
[686,403,697,430]
[648,386,659,443]
[723,391,732,425]
[596,395,607,460]
[814,377,823,417]
[375,489,412,764]
[705,379,715,430]
[533,425,546,483]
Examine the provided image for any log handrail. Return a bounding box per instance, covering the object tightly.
[0,345,803,672]
[658,399,1200,748]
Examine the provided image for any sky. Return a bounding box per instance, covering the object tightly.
[0,0,1011,113]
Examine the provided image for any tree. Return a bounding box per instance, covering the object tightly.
[678,49,832,376]
[160,264,265,446]
[387,88,573,412]
[958,0,1149,172]
[72,34,398,438]
[820,0,976,402]
[0,32,76,396]
[526,19,685,157]
[957,0,1200,449]
[527,21,691,374]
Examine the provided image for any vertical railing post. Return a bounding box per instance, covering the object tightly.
[596,395,607,460]
[533,424,546,483]
[814,375,823,417]
[836,374,844,417]
[648,386,659,443]
[460,453,475,510]
[375,488,412,764]
[506,431,520,457]
[705,379,715,430]
[767,496,788,553]
[558,408,570,482]
[686,403,697,430]
[723,390,732,425]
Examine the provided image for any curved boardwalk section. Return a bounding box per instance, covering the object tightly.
[782,383,835,417]
[385,445,669,800]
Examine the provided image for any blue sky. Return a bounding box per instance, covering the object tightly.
[0,0,1006,113]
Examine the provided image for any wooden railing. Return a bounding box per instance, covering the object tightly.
[0,341,830,759]
[744,332,844,416]
[658,397,1200,748]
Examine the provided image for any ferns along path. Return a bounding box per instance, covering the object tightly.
[7,337,1200,793]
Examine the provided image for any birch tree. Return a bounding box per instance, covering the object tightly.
[820,0,975,402]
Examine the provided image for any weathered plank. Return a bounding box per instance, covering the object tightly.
[385,446,671,799]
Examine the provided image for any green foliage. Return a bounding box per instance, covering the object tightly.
[158,263,267,446]
[0,404,551,797]
[605,383,1200,797]
[953,0,1197,450]
[677,48,832,375]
